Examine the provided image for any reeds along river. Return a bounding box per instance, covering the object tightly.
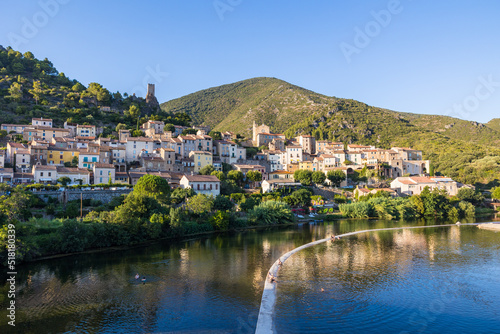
[1,218,499,333]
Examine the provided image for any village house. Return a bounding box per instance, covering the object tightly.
[189,150,213,174]
[124,137,155,162]
[47,146,79,166]
[215,140,245,164]
[32,165,58,183]
[56,166,91,185]
[15,149,31,172]
[390,176,458,196]
[0,150,4,168]
[296,135,316,154]
[6,142,26,163]
[141,120,165,137]
[261,179,302,193]
[76,124,96,138]
[179,134,213,158]
[1,124,30,134]
[0,168,14,183]
[263,150,284,172]
[78,151,100,169]
[180,174,220,196]
[268,170,294,180]
[32,117,53,127]
[285,145,303,165]
[23,126,70,142]
[354,186,397,198]
[93,163,115,184]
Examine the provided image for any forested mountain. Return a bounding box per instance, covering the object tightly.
[161,77,500,186]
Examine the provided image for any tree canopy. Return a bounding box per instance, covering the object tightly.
[133,175,170,203]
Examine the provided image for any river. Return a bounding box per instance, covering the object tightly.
[1,218,499,333]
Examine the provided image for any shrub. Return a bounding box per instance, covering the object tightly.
[248,200,293,225]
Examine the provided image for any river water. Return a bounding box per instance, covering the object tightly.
[1,219,499,333]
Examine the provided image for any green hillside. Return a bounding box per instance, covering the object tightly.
[0,45,190,136]
[161,77,500,186]
[486,118,500,132]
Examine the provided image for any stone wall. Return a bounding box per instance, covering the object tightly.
[35,189,132,204]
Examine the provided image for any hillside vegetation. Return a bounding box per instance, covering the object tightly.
[162,77,500,186]
[0,45,190,137]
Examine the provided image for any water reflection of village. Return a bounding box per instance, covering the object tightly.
[280,223,469,286]
[0,220,495,333]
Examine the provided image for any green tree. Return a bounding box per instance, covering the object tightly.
[29,80,43,104]
[0,130,7,138]
[113,192,165,242]
[164,123,175,132]
[133,174,170,203]
[227,170,244,185]
[8,82,23,102]
[294,170,313,186]
[125,104,141,120]
[72,82,85,92]
[132,130,144,137]
[326,170,346,188]
[213,195,234,211]
[181,128,197,135]
[199,165,215,175]
[186,194,214,214]
[208,131,222,140]
[57,176,71,186]
[211,170,226,181]
[210,211,230,230]
[312,171,326,185]
[170,187,196,205]
[491,187,500,200]
[115,123,127,132]
[246,170,262,188]
[86,82,110,104]
[240,196,258,212]
[456,187,484,205]
[290,189,312,207]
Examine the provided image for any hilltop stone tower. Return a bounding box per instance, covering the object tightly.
[146,83,160,109]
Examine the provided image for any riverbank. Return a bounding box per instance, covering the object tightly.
[12,212,498,265]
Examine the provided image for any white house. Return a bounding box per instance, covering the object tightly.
[390,176,458,196]
[180,174,220,196]
[56,166,90,185]
[32,165,58,183]
[262,179,301,193]
[285,145,302,164]
[93,163,115,184]
[124,137,155,162]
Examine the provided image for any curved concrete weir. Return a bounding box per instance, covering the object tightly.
[255,222,496,334]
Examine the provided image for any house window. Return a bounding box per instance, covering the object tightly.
[216,184,218,190]
[100,171,103,175]
[48,172,51,177]
[197,184,200,190]
[40,172,44,176]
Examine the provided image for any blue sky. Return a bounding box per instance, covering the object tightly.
[1,0,499,123]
